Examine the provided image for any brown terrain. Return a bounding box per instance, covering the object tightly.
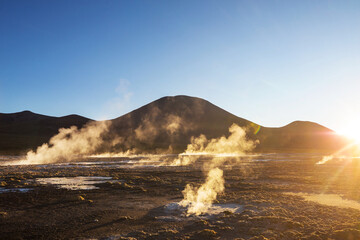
[1,155,360,239]
[0,96,358,240]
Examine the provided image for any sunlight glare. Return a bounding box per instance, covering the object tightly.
[337,124,360,144]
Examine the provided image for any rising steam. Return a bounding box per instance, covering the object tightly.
[179,168,224,215]
[22,108,191,165]
[315,141,359,165]
[185,124,256,154]
[316,155,334,165]
[17,113,256,216]
[178,123,257,215]
[26,121,112,164]
[133,106,192,144]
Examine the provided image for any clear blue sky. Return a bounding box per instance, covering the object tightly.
[1,0,360,132]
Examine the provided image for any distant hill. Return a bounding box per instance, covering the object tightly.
[108,96,256,152]
[256,121,348,153]
[0,96,350,154]
[0,111,91,154]
[108,95,349,153]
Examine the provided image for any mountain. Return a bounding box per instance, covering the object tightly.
[0,111,91,154]
[108,96,256,152]
[256,121,348,153]
[108,95,349,153]
[0,96,350,155]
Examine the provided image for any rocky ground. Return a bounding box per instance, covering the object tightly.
[1,154,360,240]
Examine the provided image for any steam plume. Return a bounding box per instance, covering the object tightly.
[316,155,334,165]
[178,124,257,215]
[179,168,224,215]
[134,106,192,144]
[185,124,256,154]
[315,140,360,165]
[19,115,256,217]
[25,121,112,164]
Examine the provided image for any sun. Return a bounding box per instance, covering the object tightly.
[334,116,360,142]
[336,127,360,143]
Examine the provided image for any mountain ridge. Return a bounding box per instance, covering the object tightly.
[0,95,349,154]
[0,110,92,154]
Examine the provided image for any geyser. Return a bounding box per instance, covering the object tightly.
[177,123,257,215]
